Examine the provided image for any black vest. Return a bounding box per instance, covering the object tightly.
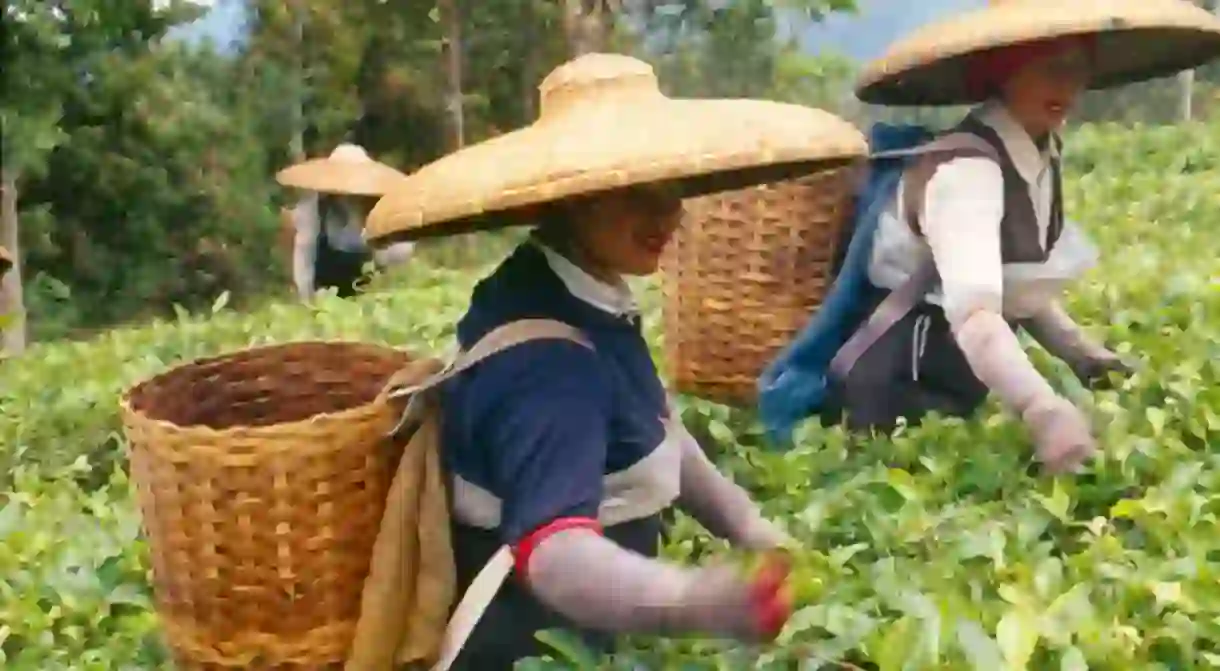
[954,116,1064,264]
[313,221,372,298]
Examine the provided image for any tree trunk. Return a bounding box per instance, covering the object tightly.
[290,0,306,162]
[563,0,614,57]
[1,167,27,354]
[521,0,540,121]
[440,0,465,150]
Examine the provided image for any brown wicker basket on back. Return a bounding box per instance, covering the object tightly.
[661,167,857,407]
[121,341,412,670]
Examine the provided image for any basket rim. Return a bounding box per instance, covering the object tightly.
[119,338,420,445]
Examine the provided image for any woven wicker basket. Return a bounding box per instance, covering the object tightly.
[661,166,857,407]
[120,341,412,670]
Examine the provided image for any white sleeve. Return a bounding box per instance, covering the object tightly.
[291,198,320,300]
[920,157,1059,417]
[372,241,415,267]
[919,156,1005,329]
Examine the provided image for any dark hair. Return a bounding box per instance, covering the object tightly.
[531,201,581,248]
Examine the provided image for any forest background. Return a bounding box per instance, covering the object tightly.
[2,0,1217,353]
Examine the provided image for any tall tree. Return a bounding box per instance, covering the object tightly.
[0,0,207,352]
[439,0,466,149]
[563,0,617,56]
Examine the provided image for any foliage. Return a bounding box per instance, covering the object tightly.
[2,121,1219,669]
[5,1,284,342]
[9,0,866,342]
[13,0,1211,344]
[20,43,284,341]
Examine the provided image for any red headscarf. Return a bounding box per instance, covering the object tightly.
[965,35,1096,99]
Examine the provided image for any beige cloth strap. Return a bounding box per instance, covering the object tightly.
[393,319,592,671]
[384,319,593,437]
[386,318,592,401]
[428,546,515,671]
[898,131,1000,236]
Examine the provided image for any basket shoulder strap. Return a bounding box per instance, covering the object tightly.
[386,318,593,401]
[901,132,1001,236]
[428,546,514,671]
[422,321,592,669]
[828,256,938,382]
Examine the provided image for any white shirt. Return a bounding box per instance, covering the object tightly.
[867,102,1096,328]
[533,239,639,318]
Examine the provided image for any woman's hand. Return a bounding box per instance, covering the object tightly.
[1070,352,1133,390]
[1022,395,1096,474]
[667,550,794,643]
[525,528,794,643]
[1023,303,1132,390]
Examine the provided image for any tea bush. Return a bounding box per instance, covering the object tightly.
[1,122,1218,670]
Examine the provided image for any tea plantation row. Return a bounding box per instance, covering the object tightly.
[0,122,1217,669]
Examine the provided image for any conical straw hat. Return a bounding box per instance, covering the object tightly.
[365,53,868,244]
[856,0,1220,106]
[275,143,407,197]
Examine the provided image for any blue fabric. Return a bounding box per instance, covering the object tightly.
[757,123,938,445]
[440,242,669,544]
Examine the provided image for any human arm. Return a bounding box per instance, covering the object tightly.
[920,158,1093,472]
[473,342,790,640]
[290,195,320,300]
[1021,300,1131,389]
[372,241,415,268]
[671,417,791,551]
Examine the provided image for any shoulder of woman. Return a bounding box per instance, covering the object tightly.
[924,153,1005,194]
[461,336,604,395]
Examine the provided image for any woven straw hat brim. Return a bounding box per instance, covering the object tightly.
[275,157,407,197]
[856,0,1220,106]
[365,100,867,244]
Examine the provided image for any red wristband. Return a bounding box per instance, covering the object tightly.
[748,553,793,640]
[512,517,603,582]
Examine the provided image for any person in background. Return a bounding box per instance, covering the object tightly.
[275,143,415,300]
[361,53,868,669]
[828,0,1220,472]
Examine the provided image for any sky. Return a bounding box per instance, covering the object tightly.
[170,0,989,62]
[166,0,248,52]
[800,0,985,60]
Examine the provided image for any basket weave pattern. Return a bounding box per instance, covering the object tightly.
[661,167,856,406]
[121,342,412,669]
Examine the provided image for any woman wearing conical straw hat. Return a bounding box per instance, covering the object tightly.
[363,53,866,668]
[824,0,1220,473]
[275,143,414,300]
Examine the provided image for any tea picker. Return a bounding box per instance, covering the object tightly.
[360,52,867,669]
[119,52,867,671]
[275,143,415,300]
[757,0,1220,473]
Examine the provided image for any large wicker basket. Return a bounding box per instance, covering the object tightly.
[120,341,412,670]
[661,167,857,407]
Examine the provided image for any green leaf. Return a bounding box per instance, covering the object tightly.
[957,619,1004,671]
[997,607,1040,670]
